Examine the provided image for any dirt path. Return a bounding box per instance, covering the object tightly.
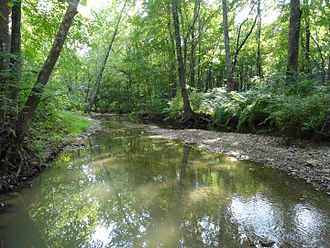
[146,125,330,192]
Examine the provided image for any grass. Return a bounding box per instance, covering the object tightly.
[60,111,92,134]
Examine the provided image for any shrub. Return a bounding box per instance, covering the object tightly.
[165,78,329,138]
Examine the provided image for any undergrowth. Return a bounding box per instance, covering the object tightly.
[28,108,93,161]
[165,78,330,139]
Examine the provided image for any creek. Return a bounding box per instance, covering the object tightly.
[0,115,329,247]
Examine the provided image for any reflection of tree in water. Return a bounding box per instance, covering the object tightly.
[3,118,329,247]
[0,194,46,247]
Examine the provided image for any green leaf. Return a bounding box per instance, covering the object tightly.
[7,1,14,7]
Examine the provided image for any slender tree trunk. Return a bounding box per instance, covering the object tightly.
[170,53,177,98]
[182,0,199,87]
[221,0,234,92]
[172,0,193,117]
[311,35,325,81]
[8,1,22,114]
[205,66,212,92]
[233,10,258,74]
[256,0,262,78]
[0,1,11,126]
[0,1,11,75]
[304,23,310,73]
[16,0,80,140]
[197,19,203,91]
[328,50,330,82]
[88,1,127,112]
[167,11,177,98]
[190,29,197,87]
[287,0,301,83]
[303,0,311,73]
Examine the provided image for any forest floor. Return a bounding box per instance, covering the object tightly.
[146,125,330,192]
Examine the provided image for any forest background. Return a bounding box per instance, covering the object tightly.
[0,0,329,185]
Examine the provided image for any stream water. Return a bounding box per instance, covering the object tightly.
[0,115,329,248]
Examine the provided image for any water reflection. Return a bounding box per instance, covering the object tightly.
[0,115,329,247]
[290,204,327,247]
[229,195,283,245]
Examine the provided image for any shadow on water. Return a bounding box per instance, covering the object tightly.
[0,115,329,247]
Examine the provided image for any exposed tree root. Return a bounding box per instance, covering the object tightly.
[175,112,211,129]
[139,111,211,130]
[0,129,42,192]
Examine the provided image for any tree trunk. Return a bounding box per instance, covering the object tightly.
[328,49,330,82]
[304,23,310,74]
[0,1,11,126]
[172,0,193,117]
[311,35,325,82]
[205,66,212,92]
[16,0,80,140]
[303,0,311,73]
[287,0,301,83]
[233,6,258,74]
[8,1,22,113]
[167,11,177,98]
[256,0,263,78]
[88,1,127,112]
[221,0,234,92]
[0,1,11,75]
[190,29,197,87]
[197,19,203,91]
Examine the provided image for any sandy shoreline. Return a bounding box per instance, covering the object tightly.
[145,125,330,192]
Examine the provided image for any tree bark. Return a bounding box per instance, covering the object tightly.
[328,48,330,82]
[172,0,193,117]
[16,0,80,140]
[187,0,200,88]
[256,0,263,78]
[190,30,197,87]
[287,0,301,83]
[167,9,177,98]
[0,1,11,74]
[189,0,200,89]
[303,0,311,73]
[0,1,11,126]
[233,3,258,75]
[8,1,22,112]
[88,1,127,112]
[311,35,325,82]
[197,19,203,91]
[221,0,234,92]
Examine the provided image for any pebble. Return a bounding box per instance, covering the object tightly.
[146,125,330,190]
[305,159,318,167]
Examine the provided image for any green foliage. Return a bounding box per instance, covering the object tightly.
[137,98,168,117]
[166,78,329,138]
[1,0,329,166]
[60,111,91,134]
[167,94,183,118]
[28,106,92,160]
[266,85,329,137]
[236,93,273,131]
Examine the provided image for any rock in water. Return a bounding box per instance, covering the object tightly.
[259,236,275,247]
[0,202,6,211]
